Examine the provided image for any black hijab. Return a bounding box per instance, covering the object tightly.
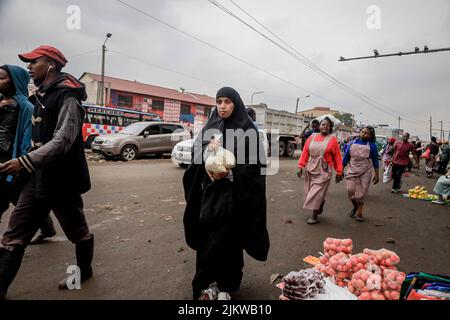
[183,87,269,262]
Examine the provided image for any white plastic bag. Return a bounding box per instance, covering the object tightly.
[306,278,358,300]
[205,147,236,174]
[383,164,392,184]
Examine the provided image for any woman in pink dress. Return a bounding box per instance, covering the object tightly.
[343,126,380,222]
[297,118,343,224]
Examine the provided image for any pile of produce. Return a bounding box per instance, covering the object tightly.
[314,238,406,300]
[280,269,326,300]
[382,269,406,300]
[407,186,438,201]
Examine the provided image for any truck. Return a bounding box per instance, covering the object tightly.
[247,103,306,157]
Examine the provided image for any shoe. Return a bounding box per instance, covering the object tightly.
[307,217,319,225]
[58,235,94,289]
[432,200,445,205]
[217,292,231,300]
[391,189,399,194]
[30,231,56,245]
[199,287,219,300]
[355,216,364,222]
[349,208,357,218]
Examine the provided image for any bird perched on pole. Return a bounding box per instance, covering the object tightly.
[424,45,429,51]
[373,49,379,56]
[414,46,420,52]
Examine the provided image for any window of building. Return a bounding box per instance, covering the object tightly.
[118,95,133,108]
[180,103,191,115]
[151,99,164,111]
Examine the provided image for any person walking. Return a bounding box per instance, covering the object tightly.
[391,133,420,193]
[0,65,57,242]
[0,46,93,299]
[183,87,269,300]
[343,126,380,222]
[424,137,440,178]
[300,119,320,151]
[297,117,343,224]
[381,137,396,167]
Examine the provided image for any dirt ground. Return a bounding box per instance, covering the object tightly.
[1,154,449,300]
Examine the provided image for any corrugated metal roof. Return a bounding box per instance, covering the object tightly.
[80,72,216,106]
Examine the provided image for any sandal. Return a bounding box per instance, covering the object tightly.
[307,217,319,225]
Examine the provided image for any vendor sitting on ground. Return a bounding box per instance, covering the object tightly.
[432,170,450,205]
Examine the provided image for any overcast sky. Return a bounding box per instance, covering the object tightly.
[1,0,449,140]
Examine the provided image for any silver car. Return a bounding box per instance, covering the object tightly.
[91,122,190,161]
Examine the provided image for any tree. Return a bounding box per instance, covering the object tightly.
[335,112,354,127]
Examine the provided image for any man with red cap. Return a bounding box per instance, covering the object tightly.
[0,45,94,299]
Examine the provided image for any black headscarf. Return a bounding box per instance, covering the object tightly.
[183,87,269,262]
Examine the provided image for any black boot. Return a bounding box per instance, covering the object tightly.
[58,234,94,289]
[0,247,25,300]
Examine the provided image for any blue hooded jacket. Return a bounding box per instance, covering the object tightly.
[6,65,33,159]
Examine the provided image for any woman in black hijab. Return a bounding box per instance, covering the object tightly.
[183,87,269,300]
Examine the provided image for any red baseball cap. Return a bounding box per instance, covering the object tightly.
[18,45,68,66]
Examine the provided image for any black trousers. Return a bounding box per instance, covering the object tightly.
[392,164,406,190]
[1,178,91,249]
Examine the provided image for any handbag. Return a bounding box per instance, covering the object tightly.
[421,148,431,159]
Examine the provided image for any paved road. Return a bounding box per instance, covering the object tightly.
[1,155,449,300]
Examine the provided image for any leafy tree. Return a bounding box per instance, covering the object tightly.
[335,112,354,127]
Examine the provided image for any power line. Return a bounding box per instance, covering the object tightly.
[66,49,99,59]
[212,0,426,124]
[110,50,223,88]
[115,0,347,108]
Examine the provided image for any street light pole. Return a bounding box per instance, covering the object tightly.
[250,91,264,104]
[295,95,310,114]
[100,33,112,106]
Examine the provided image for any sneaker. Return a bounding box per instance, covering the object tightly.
[217,292,231,300]
[199,285,219,300]
[432,200,445,205]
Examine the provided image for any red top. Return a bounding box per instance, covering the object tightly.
[393,141,415,166]
[298,134,343,175]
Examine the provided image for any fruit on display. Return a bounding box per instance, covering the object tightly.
[408,186,438,200]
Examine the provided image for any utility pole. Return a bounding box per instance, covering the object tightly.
[398,116,401,130]
[100,45,105,106]
[440,121,444,140]
[430,116,432,141]
[295,95,309,114]
[100,33,112,106]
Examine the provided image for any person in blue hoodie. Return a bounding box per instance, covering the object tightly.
[0,64,33,217]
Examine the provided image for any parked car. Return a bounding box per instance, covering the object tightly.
[91,121,190,161]
[171,138,194,167]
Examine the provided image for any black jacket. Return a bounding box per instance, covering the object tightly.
[22,73,90,197]
[0,100,18,163]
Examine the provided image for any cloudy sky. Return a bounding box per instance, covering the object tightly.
[1,0,449,140]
